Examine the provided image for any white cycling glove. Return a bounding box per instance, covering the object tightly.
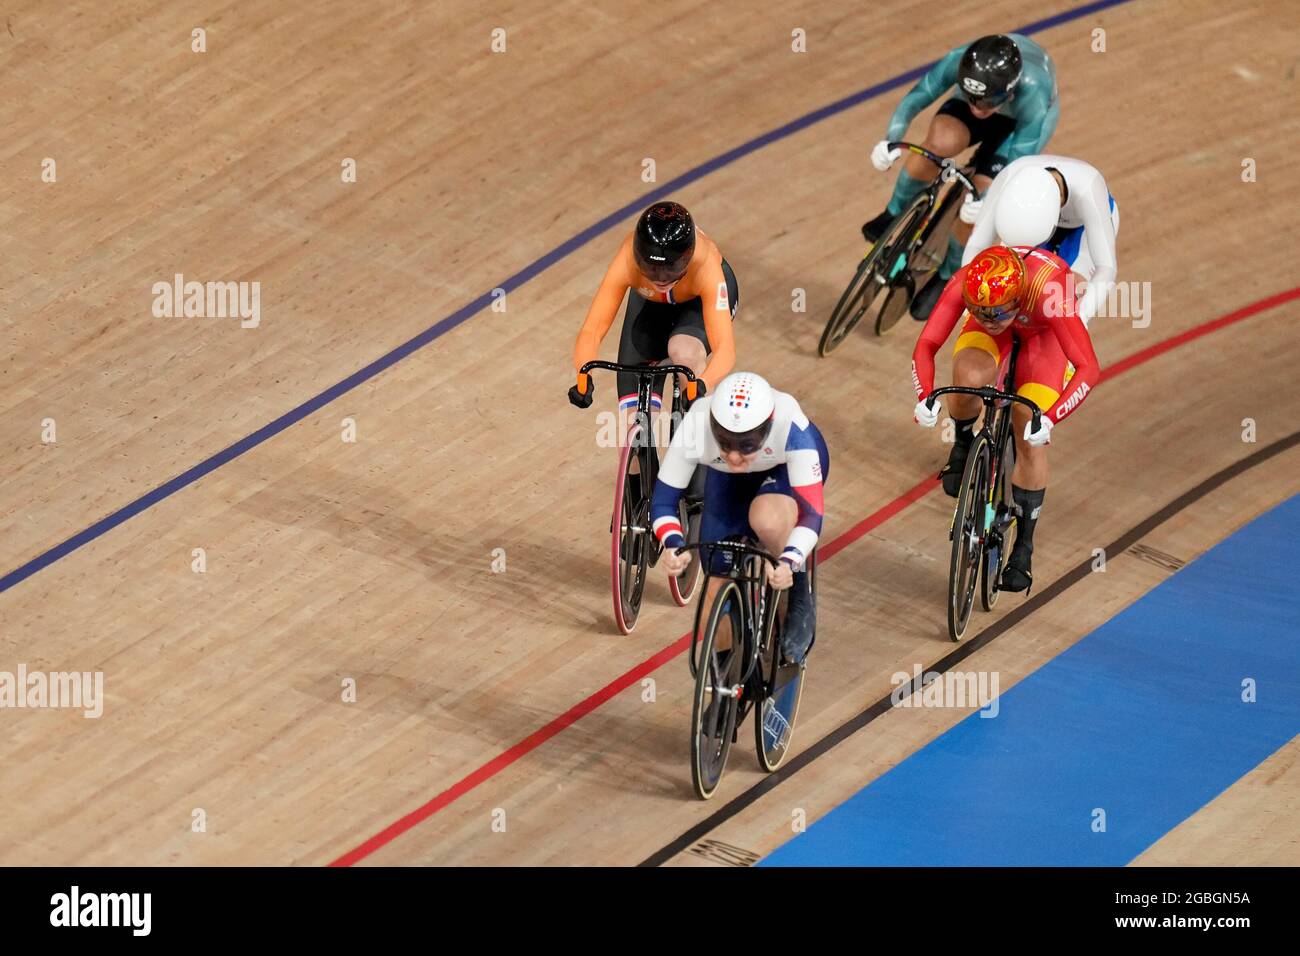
[871,139,901,172]
[1024,415,1054,446]
[913,398,941,428]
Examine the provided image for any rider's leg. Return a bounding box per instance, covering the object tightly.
[1001,336,1069,592]
[666,332,707,390]
[950,172,994,257]
[695,470,760,652]
[749,435,829,663]
[948,109,1017,263]
[748,493,798,566]
[749,493,816,663]
[913,175,987,320]
[910,108,1001,321]
[864,112,971,242]
[942,332,1001,495]
[1003,400,1049,592]
[665,331,709,497]
[666,271,735,498]
[615,296,669,488]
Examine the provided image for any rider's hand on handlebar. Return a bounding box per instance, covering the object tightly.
[871,140,901,172]
[663,547,691,577]
[1023,415,1053,446]
[766,558,794,591]
[913,398,941,428]
[568,377,594,409]
[959,193,984,225]
[683,378,706,409]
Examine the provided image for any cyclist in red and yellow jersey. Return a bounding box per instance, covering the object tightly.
[569,201,738,422]
[911,244,1100,592]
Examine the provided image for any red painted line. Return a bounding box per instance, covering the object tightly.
[1101,287,1298,381]
[329,632,692,868]
[819,476,937,562]
[329,286,1299,866]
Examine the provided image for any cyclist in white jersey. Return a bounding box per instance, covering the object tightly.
[651,372,829,664]
[962,153,1119,327]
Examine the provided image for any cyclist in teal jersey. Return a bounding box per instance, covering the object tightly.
[863,34,1059,320]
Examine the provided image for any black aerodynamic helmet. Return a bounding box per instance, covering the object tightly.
[958,35,1023,108]
[633,201,695,284]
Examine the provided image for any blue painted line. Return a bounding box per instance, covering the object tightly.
[0,0,1137,595]
[763,494,1300,866]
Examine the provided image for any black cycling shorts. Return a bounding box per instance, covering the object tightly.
[615,258,739,403]
[936,98,1017,179]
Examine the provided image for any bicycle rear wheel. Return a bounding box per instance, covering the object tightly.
[691,579,746,799]
[611,424,650,634]
[948,435,990,641]
[913,180,965,275]
[874,270,916,336]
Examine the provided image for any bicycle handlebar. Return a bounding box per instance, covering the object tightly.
[887,141,979,196]
[674,540,779,568]
[927,385,1042,432]
[576,361,699,403]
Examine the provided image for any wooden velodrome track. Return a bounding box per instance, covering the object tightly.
[1,0,1296,866]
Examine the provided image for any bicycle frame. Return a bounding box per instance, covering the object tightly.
[888,141,978,269]
[577,360,701,631]
[578,359,697,442]
[683,541,777,694]
[578,359,700,501]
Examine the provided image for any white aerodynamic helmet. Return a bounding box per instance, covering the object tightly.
[709,371,776,453]
[994,166,1062,248]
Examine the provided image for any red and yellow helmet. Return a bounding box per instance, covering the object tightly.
[962,245,1026,320]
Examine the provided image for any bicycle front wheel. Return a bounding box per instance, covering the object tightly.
[873,199,930,335]
[819,195,926,354]
[691,580,746,799]
[948,435,990,641]
[981,433,1017,612]
[610,424,650,634]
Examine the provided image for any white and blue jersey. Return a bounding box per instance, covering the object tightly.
[964,153,1119,327]
[651,392,828,570]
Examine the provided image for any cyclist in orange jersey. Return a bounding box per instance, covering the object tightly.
[569,201,738,421]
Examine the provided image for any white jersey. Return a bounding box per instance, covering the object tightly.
[653,391,827,566]
[964,154,1119,327]
[659,392,817,480]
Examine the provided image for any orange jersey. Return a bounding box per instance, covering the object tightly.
[572,230,736,392]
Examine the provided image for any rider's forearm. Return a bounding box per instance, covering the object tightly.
[700,312,736,393]
[885,50,959,141]
[784,483,824,568]
[650,478,688,549]
[911,350,937,400]
[1046,319,1101,423]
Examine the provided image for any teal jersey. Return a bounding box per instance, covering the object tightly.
[885,34,1059,163]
